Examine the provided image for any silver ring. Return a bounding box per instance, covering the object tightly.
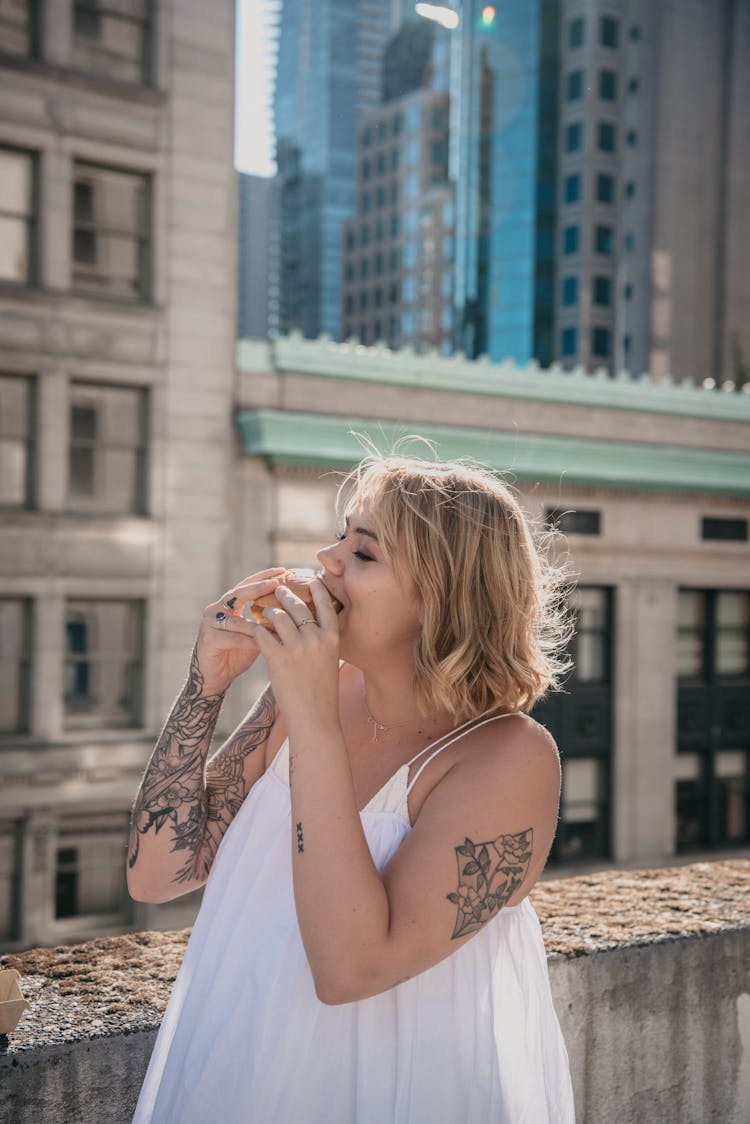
[297,618,316,628]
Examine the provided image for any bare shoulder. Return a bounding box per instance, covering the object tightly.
[454,712,561,792]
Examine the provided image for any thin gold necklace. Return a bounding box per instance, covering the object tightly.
[363,688,433,742]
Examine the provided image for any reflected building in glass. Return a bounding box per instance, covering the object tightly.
[274,0,402,339]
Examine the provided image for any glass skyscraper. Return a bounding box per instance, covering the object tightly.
[274,0,397,339]
[452,0,560,364]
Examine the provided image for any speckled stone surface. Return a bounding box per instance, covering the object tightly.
[1,858,748,1055]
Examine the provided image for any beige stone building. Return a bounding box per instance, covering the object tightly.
[0,0,237,948]
[1,3,748,957]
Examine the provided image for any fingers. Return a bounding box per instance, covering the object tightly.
[310,578,339,630]
[218,572,285,614]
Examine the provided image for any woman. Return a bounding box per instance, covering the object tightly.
[129,453,576,1123]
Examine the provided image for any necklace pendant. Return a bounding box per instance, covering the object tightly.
[367,715,385,742]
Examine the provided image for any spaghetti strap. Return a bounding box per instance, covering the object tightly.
[405,711,521,798]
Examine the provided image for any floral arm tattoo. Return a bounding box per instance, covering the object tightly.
[128,646,275,886]
[447,829,533,939]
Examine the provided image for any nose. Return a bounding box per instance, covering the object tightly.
[317,540,344,575]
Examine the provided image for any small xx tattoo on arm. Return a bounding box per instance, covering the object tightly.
[447,828,533,939]
[296,821,304,853]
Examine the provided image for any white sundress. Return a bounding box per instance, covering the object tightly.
[132,714,575,1124]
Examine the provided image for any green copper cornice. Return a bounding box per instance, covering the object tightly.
[236,335,750,424]
[236,409,750,496]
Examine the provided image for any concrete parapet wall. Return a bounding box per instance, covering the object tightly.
[2,861,748,1123]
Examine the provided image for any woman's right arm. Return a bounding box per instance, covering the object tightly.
[126,569,284,904]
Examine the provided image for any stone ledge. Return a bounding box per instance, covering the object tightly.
[0,859,747,1055]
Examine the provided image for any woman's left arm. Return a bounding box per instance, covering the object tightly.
[252,583,560,1006]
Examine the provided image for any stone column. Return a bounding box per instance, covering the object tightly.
[18,807,56,948]
[612,577,677,862]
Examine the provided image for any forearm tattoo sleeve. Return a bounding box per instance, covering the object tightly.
[128,646,275,886]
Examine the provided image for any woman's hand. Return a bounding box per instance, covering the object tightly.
[194,567,286,696]
[250,579,341,730]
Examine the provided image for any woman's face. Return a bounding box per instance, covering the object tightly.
[317,502,423,668]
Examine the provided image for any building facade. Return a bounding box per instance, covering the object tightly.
[235,335,750,871]
[237,172,276,340]
[450,0,750,381]
[0,0,238,948]
[273,0,399,340]
[340,18,454,353]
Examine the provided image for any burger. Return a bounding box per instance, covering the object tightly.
[250,569,343,630]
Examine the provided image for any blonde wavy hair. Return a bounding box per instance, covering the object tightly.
[338,451,574,720]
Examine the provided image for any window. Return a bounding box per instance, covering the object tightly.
[597,122,616,152]
[564,174,581,204]
[374,287,382,309]
[0,147,36,285]
[68,383,147,514]
[362,127,372,148]
[374,252,383,276]
[72,0,154,85]
[406,104,420,132]
[375,186,385,208]
[624,231,635,251]
[702,518,748,543]
[569,17,584,48]
[595,224,613,254]
[561,326,577,356]
[375,153,385,175]
[64,600,144,727]
[559,757,610,860]
[361,159,370,181]
[630,25,641,41]
[567,71,584,100]
[591,326,611,357]
[562,276,578,305]
[546,508,601,536]
[375,218,384,242]
[359,259,369,280]
[565,123,583,153]
[599,70,617,100]
[55,814,130,921]
[676,590,750,851]
[406,138,419,166]
[562,225,580,254]
[377,120,386,142]
[361,192,370,214]
[0,374,34,507]
[344,294,353,316]
[389,248,400,271]
[359,291,368,311]
[358,324,368,344]
[73,163,150,300]
[0,0,39,57]
[392,113,403,136]
[344,262,354,283]
[390,214,399,238]
[625,181,636,199]
[0,599,31,734]
[596,173,614,203]
[628,77,639,94]
[593,276,612,305]
[345,229,355,252]
[361,224,370,246]
[391,147,400,171]
[600,16,619,48]
[405,173,418,201]
[624,282,633,300]
[403,276,415,302]
[626,129,637,146]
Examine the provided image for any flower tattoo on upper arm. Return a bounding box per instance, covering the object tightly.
[447,828,533,939]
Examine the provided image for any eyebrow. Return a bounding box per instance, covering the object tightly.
[345,515,379,543]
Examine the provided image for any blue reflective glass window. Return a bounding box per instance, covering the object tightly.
[595,225,613,254]
[592,326,611,356]
[564,174,581,203]
[569,17,584,48]
[565,122,583,152]
[593,276,612,305]
[561,327,578,355]
[601,16,618,47]
[567,71,584,100]
[598,122,616,152]
[562,276,578,305]
[599,70,617,100]
[596,173,614,203]
[563,225,580,254]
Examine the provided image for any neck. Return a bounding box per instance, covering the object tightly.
[359,668,449,743]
